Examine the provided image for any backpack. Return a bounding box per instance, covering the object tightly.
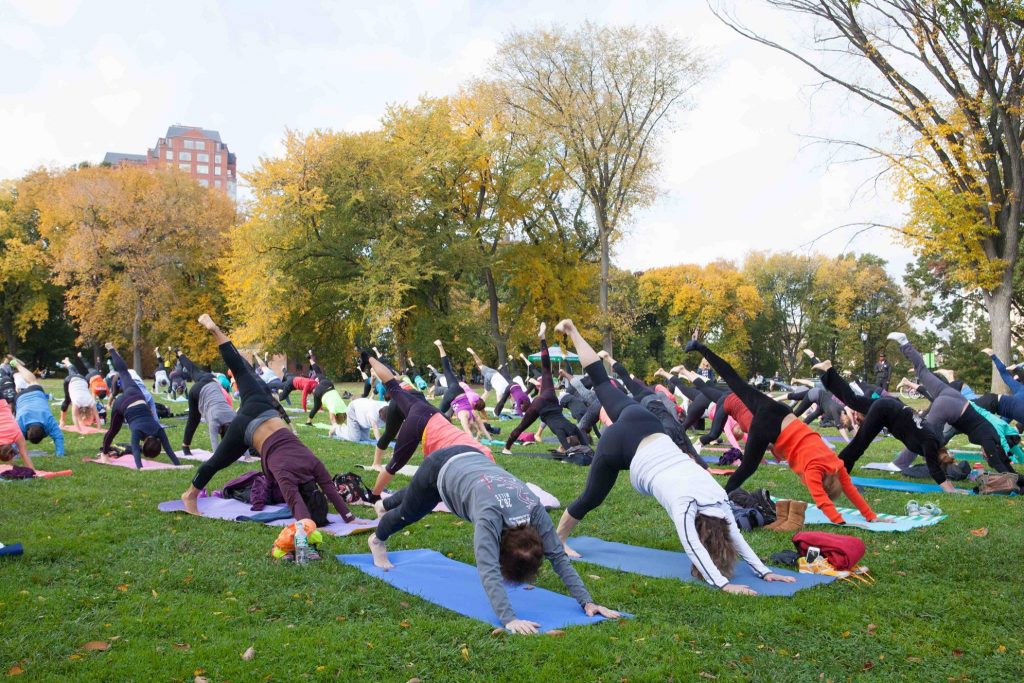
[728,487,777,526]
[333,472,373,504]
[730,504,766,531]
[298,480,330,526]
[718,448,742,466]
[220,470,284,511]
[974,471,1022,495]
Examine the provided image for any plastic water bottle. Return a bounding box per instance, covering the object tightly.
[294,522,308,565]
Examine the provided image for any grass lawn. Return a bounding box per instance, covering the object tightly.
[2,380,1022,682]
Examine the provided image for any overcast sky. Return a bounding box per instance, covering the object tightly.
[1,0,913,279]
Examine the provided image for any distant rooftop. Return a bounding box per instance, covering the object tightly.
[103,152,147,164]
[166,125,222,142]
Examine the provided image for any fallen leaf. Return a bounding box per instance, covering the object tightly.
[82,641,110,651]
[841,631,851,638]
[698,673,717,680]
[406,679,422,683]
[241,646,255,661]
[116,584,128,592]
[952,649,964,658]
[460,645,470,661]
[547,630,566,637]
[6,665,24,676]
[68,654,83,661]
[970,528,989,537]
[173,643,190,651]
[399,601,410,608]
[588,574,602,580]
[997,645,1006,653]
[866,624,877,635]
[862,661,874,671]
[151,589,158,598]
[399,620,411,628]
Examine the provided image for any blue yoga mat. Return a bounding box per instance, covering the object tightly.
[803,504,946,532]
[336,549,621,631]
[0,543,24,557]
[566,537,833,595]
[851,476,972,495]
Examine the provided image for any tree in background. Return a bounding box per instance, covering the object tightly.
[37,165,235,370]
[716,0,1024,391]
[495,22,710,351]
[0,174,51,354]
[742,252,818,378]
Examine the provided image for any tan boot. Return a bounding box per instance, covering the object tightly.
[775,500,807,532]
[766,500,791,531]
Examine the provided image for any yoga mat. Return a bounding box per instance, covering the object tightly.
[707,468,735,476]
[850,475,972,495]
[336,549,620,631]
[157,497,378,536]
[0,464,73,479]
[85,454,192,470]
[566,537,833,595]
[60,424,104,434]
[174,449,259,463]
[860,462,902,472]
[0,543,24,557]
[357,463,418,476]
[804,504,947,532]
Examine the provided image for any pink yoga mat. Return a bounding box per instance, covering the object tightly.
[157,497,378,536]
[61,424,104,434]
[174,449,259,463]
[0,464,73,479]
[85,454,192,470]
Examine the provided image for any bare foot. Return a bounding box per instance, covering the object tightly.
[180,489,201,516]
[373,500,387,518]
[538,322,546,339]
[670,365,685,375]
[104,342,115,351]
[368,534,393,570]
[802,348,815,359]
[197,313,216,330]
[812,360,832,373]
[433,339,443,348]
[597,350,610,360]
[466,347,475,356]
[555,319,575,335]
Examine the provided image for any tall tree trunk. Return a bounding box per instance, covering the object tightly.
[1,308,15,355]
[483,266,509,364]
[596,210,612,353]
[132,296,143,373]
[987,278,1013,393]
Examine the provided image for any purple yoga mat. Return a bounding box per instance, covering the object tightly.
[157,497,377,536]
[86,454,192,470]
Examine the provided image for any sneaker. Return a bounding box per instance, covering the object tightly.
[798,556,850,579]
[307,549,322,561]
[905,500,921,515]
[920,502,942,516]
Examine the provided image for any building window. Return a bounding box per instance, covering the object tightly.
[164,138,173,148]
[214,166,222,175]
[183,140,193,150]
[178,163,191,172]
[165,150,173,160]
[179,151,191,161]
[198,179,209,187]
[214,180,222,188]
[194,140,205,150]
[215,154,222,164]
[196,165,209,174]
[197,153,209,162]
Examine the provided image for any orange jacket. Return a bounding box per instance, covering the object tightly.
[774,419,877,524]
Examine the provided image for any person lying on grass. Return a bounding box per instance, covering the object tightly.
[552,320,796,595]
[368,444,620,634]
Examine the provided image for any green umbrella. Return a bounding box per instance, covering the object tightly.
[527,345,579,363]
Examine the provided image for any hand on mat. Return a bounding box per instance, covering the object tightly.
[504,619,541,635]
[722,583,757,596]
[562,543,581,559]
[762,573,796,584]
[584,603,621,619]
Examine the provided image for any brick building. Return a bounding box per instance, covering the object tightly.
[103,125,237,197]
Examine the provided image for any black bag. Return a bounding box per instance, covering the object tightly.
[730,504,766,531]
[728,487,776,526]
[333,472,375,504]
[155,402,172,418]
[298,480,330,526]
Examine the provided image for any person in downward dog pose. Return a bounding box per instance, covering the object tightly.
[6,356,64,457]
[492,359,532,418]
[553,320,797,594]
[888,333,1021,478]
[180,358,237,456]
[367,443,620,633]
[100,346,179,469]
[365,355,492,496]
[669,366,748,453]
[152,348,171,394]
[684,334,890,526]
[179,315,370,528]
[502,325,588,455]
[58,357,103,429]
[808,358,963,493]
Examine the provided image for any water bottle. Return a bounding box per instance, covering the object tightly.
[294,522,308,565]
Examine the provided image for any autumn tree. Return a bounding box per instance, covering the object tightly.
[37,165,235,369]
[715,0,1024,391]
[0,175,51,354]
[495,22,710,351]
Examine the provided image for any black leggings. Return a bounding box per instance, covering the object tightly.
[376,447,468,541]
[109,348,145,405]
[308,381,334,420]
[695,378,730,446]
[952,405,1018,475]
[566,361,663,520]
[438,356,465,414]
[505,339,556,449]
[690,343,791,492]
[192,341,281,490]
